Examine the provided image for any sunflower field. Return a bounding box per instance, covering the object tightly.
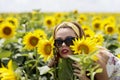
[0,10,120,80]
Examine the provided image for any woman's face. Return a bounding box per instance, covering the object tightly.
[55,28,77,58]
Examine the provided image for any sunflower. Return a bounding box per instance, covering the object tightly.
[84,29,95,38]
[82,25,91,31]
[37,37,54,62]
[104,24,116,35]
[0,17,4,24]
[92,15,101,21]
[73,9,79,15]
[117,24,120,34]
[70,37,97,54]
[33,29,47,39]
[92,20,102,31]
[0,22,16,39]
[44,16,55,29]
[79,14,87,22]
[0,60,17,80]
[23,32,40,50]
[93,34,104,46]
[6,17,19,28]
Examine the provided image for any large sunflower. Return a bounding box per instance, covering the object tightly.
[37,37,54,62]
[0,22,16,39]
[0,60,17,80]
[70,37,97,54]
[23,32,40,50]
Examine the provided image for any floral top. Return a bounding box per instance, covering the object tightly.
[106,54,120,80]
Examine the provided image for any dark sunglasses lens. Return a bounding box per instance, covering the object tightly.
[65,37,75,46]
[55,39,63,47]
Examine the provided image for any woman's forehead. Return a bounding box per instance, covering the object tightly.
[55,28,77,38]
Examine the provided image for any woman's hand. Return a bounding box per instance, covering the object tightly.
[72,62,90,80]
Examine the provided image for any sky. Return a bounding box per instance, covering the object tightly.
[0,0,120,13]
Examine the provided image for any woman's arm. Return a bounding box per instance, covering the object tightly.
[95,47,110,80]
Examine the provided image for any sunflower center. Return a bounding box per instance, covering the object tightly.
[95,23,100,29]
[29,36,39,46]
[107,27,113,32]
[44,44,51,55]
[78,44,89,54]
[47,20,51,25]
[3,26,12,35]
[86,34,90,38]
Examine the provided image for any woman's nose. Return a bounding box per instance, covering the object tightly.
[61,42,67,46]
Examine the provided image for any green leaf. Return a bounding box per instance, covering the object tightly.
[0,50,12,58]
[57,58,75,80]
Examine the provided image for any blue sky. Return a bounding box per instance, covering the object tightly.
[0,0,120,13]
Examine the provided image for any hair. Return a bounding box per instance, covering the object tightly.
[53,21,85,39]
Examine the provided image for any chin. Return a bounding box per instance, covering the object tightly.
[60,54,69,58]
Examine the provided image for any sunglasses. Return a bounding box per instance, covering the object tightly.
[54,37,75,47]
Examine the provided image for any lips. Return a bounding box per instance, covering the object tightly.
[61,49,69,54]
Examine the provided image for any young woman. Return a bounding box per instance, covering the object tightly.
[48,22,120,80]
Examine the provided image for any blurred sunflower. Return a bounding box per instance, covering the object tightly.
[6,17,19,28]
[0,22,16,39]
[70,37,97,54]
[117,24,120,34]
[84,29,95,38]
[44,16,55,29]
[77,14,87,25]
[106,16,116,24]
[92,15,101,21]
[0,17,4,24]
[73,9,79,15]
[92,20,102,31]
[37,37,54,62]
[81,25,91,31]
[79,14,87,22]
[0,60,17,80]
[104,24,116,35]
[92,34,104,46]
[33,29,47,39]
[101,18,114,30]
[23,32,40,50]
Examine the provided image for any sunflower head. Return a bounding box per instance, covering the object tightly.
[44,16,55,29]
[6,17,19,28]
[92,20,102,31]
[70,37,97,54]
[37,37,54,62]
[104,24,116,35]
[0,22,16,39]
[23,32,40,50]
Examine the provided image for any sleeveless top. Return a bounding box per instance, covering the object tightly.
[106,54,120,80]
